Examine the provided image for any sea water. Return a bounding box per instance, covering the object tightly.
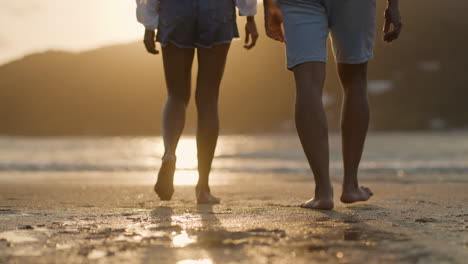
[0,132,467,185]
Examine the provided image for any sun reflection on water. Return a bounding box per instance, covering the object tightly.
[154,137,235,185]
[175,139,198,170]
[172,230,195,248]
[173,170,198,186]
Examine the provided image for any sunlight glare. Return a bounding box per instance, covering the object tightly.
[175,138,198,170]
[172,231,195,248]
[172,138,198,185]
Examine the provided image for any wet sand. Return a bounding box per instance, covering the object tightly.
[0,174,467,263]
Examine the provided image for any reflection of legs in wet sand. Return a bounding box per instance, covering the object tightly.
[197,205,223,228]
[155,44,230,204]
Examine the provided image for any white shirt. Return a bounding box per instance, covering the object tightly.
[136,0,257,30]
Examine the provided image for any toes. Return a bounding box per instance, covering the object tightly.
[154,184,174,201]
[361,186,373,196]
[300,199,314,208]
[196,191,220,204]
[300,199,334,210]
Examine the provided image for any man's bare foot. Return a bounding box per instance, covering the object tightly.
[300,186,334,210]
[196,186,220,205]
[154,154,176,201]
[300,198,334,210]
[340,186,373,204]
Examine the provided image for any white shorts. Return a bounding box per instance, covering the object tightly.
[278,0,377,69]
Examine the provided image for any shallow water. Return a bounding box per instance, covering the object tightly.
[0,132,467,184]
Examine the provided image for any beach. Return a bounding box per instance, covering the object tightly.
[0,133,467,263]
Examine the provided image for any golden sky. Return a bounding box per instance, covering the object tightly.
[0,0,262,65]
[0,0,143,65]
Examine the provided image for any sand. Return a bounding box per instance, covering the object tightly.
[0,173,467,264]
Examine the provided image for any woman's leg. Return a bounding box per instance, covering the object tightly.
[155,44,195,201]
[293,62,334,210]
[195,43,231,204]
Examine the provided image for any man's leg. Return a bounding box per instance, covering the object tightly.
[195,43,230,204]
[155,44,195,201]
[293,62,334,210]
[337,62,373,203]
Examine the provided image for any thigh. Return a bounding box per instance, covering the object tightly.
[278,0,329,70]
[293,62,326,97]
[162,44,195,99]
[328,0,377,64]
[196,43,231,96]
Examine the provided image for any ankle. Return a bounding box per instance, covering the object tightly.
[196,184,210,192]
[342,182,358,192]
[315,184,333,198]
[162,152,176,161]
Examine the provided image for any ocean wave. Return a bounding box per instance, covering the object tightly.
[1,161,468,176]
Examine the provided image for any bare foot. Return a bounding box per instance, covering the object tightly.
[154,154,176,201]
[340,186,373,204]
[300,198,334,210]
[300,186,334,210]
[196,186,220,205]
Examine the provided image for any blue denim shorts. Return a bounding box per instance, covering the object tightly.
[157,0,239,48]
[278,0,376,70]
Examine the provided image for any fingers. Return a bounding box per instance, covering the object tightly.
[143,30,159,54]
[244,28,250,47]
[266,28,285,42]
[384,22,402,43]
[244,33,258,49]
[144,39,159,54]
[383,8,402,43]
[264,12,285,42]
[383,17,391,34]
[144,42,159,54]
[244,22,259,49]
[244,29,259,49]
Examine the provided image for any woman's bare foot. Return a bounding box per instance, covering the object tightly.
[340,186,373,204]
[196,186,220,204]
[154,154,176,201]
[300,186,334,210]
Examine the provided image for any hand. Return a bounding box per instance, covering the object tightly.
[383,3,402,43]
[244,16,259,50]
[264,4,284,42]
[143,29,159,54]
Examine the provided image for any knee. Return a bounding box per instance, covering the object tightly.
[195,92,218,112]
[295,99,327,125]
[168,91,190,106]
[338,63,368,88]
[295,109,328,132]
[295,91,324,112]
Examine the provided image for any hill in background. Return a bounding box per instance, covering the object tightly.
[0,1,467,135]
